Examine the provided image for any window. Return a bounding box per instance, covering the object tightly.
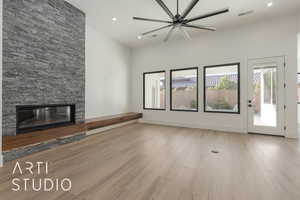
[170,67,198,112]
[298,73,300,103]
[143,71,166,110]
[204,63,240,114]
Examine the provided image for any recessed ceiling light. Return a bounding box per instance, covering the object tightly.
[112,17,117,21]
[137,35,142,40]
[267,2,273,7]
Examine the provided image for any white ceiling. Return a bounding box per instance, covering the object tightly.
[68,0,300,48]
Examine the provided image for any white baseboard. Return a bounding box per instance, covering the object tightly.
[139,119,247,134]
[86,120,138,136]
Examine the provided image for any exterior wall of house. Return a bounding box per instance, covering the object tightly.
[131,15,298,138]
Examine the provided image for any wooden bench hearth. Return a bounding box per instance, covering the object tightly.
[2,113,142,157]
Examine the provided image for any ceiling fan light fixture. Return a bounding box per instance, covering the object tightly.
[137,35,143,40]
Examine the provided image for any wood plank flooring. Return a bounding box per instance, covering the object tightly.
[0,123,300,200]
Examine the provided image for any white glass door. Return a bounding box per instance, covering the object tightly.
[247,57,285,136]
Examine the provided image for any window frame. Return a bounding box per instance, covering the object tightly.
[170,67,199,112]
[203,63,241,114]
[143,70,167,111]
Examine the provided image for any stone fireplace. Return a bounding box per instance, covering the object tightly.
[2,0,86,136]
[16,104,76,134]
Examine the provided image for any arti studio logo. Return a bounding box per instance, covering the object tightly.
[11,161,72,192]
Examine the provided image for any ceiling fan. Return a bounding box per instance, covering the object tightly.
[133,0,229,41]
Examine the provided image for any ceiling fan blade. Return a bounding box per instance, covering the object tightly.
[184,8,229,23]
[155,0,175,20]
[142,24,173,36]
[179,26,192,40]
[181,0,199,19]
[164,26,176,42]
[182,24,216,31]
[177,0,179,15]
[133,17,172,24]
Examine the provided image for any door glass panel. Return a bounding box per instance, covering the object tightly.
[253,66,277,127]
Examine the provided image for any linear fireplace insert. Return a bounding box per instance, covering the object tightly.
[16,104,76,134]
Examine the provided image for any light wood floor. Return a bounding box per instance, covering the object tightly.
[1,123,300,200]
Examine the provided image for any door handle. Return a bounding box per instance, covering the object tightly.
[248,104,252,108]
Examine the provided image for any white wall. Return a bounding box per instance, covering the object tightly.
[66,0,132,119]
[85,20,132,119]
[131,15,298,138]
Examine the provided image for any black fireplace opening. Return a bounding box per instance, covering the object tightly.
[16,104,76,134]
